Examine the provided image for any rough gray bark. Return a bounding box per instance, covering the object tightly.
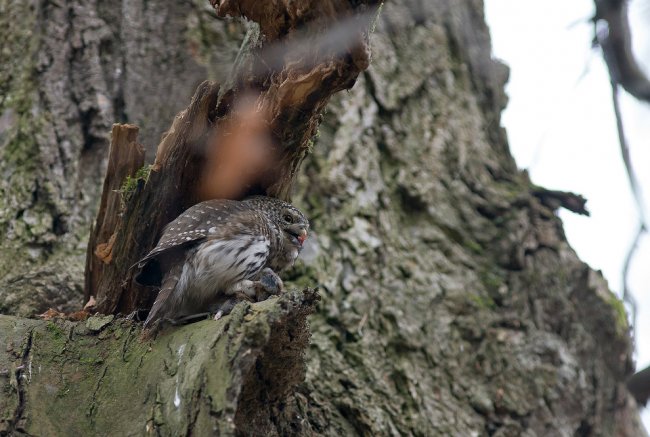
[285,3,643,434]
[0,0,645,436]
[0,0,243,316]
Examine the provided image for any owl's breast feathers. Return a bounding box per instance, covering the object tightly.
[190,234,271,290]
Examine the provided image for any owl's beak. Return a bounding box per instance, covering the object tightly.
[297,228,308,246]
[287,225,308,247]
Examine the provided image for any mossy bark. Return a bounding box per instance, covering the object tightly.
[0,0,644,436]
[0,290,318,436]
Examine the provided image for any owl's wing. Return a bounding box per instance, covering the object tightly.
[134,199,253,286]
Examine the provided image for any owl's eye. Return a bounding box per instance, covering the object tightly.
[283,214,294,223]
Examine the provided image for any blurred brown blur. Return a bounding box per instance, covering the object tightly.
[197,95,276,200]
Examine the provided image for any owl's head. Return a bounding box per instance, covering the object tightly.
[278,204,309,250]
[245,196,309,249]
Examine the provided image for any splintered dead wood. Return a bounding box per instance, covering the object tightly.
[85,82,222,314]
[85,0,381,315]
[84,124,144,302]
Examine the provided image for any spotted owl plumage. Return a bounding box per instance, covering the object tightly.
[136,196,309,328]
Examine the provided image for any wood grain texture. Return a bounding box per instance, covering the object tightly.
[84,124,144,303]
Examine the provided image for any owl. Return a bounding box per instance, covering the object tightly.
[136,196,309,328]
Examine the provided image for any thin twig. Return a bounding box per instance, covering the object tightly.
[610,81,646,342]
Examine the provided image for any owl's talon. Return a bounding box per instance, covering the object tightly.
[126,309,148,322]
[208,296,241,321]
[234,291,255,302]
[227,280,256,298]
[257,268,284,296]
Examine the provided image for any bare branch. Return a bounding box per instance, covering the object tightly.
[610,79,644,344]
[595,0,650,102]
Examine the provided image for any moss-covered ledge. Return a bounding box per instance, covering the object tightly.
[0,289,319,436]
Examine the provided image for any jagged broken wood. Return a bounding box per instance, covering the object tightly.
[84,82,223,315]
[84,0,381,316]
[84,124,144,305]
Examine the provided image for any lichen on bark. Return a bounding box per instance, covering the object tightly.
[283,1,642,435]
[0,289,318,436]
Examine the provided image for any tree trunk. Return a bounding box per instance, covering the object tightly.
[0,0,243,316]
[0,0,645,436]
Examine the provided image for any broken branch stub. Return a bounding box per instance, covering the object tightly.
[84,124,144,306]
[86,82,222,315]
[86,1,380,315]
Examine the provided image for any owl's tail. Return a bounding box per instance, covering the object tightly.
[144,264,182,329]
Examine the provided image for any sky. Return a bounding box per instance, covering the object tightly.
[484,0,650,428]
